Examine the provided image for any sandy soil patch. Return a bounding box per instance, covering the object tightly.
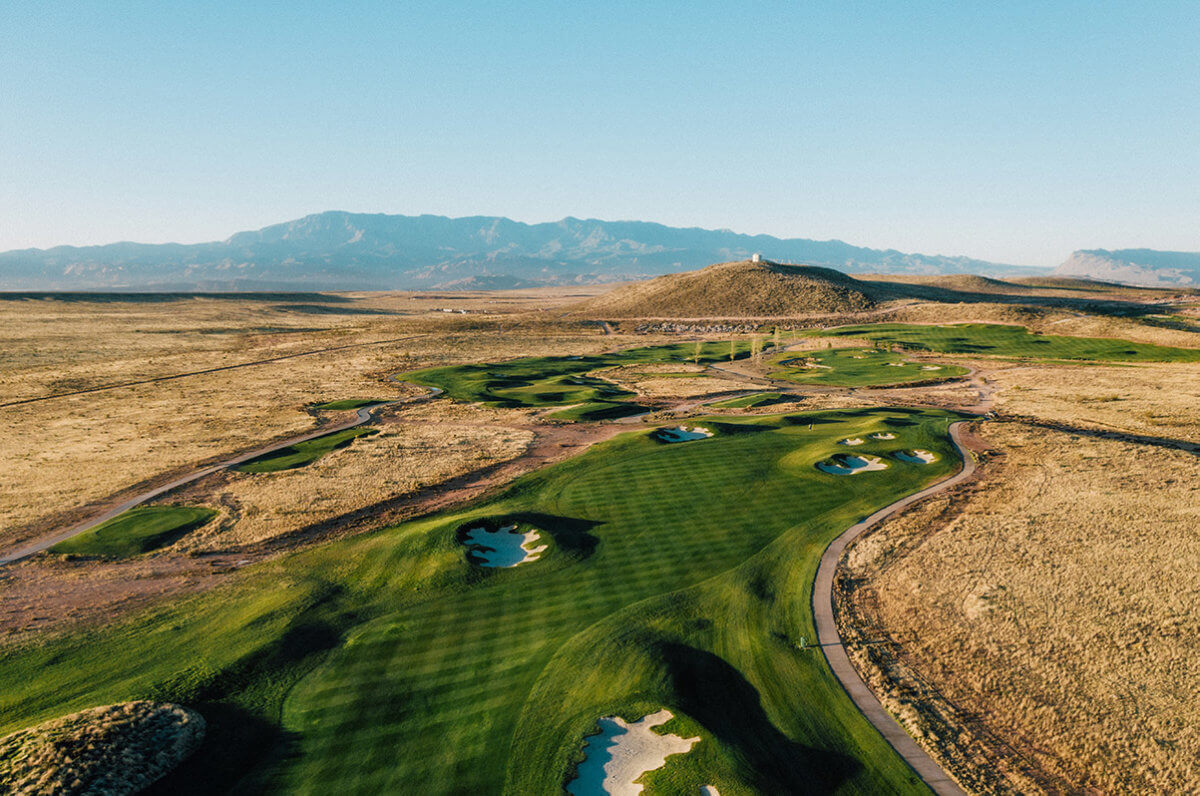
[567,709,699,796]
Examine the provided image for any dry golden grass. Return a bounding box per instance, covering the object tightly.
[0,701,204,794]
[841,421,1200,793]
[991,361,1200,439]
[0,295,668,548]
[173,422,534,551]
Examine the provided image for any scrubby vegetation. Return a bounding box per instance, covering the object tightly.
[574,260,878,317]
[840,421,1200,793]
[49,506,217,557]
[0,701,204,794]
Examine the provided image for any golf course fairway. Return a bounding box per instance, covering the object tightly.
[2,407,965,794]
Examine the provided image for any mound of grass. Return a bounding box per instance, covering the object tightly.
[311,399,385,411]
[573,260,878,317]
[769,347,970,387]
[817,323,1200,362]
[234,428,377,473]
[50,506,218,557]
[4,408,962,794]
[547,401,651,422]
[0,701,205,794]
[708,391,785,408]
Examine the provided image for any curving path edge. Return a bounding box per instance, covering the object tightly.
[0,379,443,565]
[812,420,976,796]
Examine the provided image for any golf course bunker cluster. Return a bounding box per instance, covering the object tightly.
[654,425,713,443]
[567,709,702,796]
[817,453,889,475]
[459,519,548,568]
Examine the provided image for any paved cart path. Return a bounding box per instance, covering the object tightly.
[812,420,977,796]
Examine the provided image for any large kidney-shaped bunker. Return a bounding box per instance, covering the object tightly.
[894,449,938,464]
[459,520,548,568]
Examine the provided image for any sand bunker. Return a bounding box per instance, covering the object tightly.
[700,788,720,796]
[894,449,938,464]
[656,426,713,443]
[839,437,865,446]
[817,454,888,475]
[885,362,909,367]
[921,365,942,371]
[567,709,699,796]
[462,524,547,567]
[869,432,896,440]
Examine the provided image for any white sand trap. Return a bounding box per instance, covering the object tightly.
[895,449,938,464]
[869,432,896,440]
[921,365,942,371]
[839,437,865,446]
[885,362,910,367]
[462,524,547,567]
[700,788,720,796]
[567,709,699,796]
[657,426,713,443]
[816,454,888,475]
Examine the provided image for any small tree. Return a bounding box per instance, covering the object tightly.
[692,340,702,365]
[773,326,781,350]
[729,338,737,362]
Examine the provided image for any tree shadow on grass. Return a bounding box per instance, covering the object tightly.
[657,642,861,794]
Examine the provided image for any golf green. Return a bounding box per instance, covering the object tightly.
[49,505,217,558]
[769,347,969,387]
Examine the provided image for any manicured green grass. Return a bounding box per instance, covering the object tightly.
[403,341,755,413]
[49,506,217,558]
[708,391,786,408]
[769,347,970,387]
[815,323,1200,362]
[546,400,652,422]
[3,407,961,794]
[234,428,377,473]
[312,399,385,411]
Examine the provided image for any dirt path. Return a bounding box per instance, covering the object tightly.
[0,381,443,564]
[812,420,979,796]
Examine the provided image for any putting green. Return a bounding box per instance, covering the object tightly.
[49,506,217,557]
[814,323,1200,362]
[768,347,969,387]
[4,407,959,794]
[234,427,377,473]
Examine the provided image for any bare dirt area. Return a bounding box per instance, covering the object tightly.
[837,420,1200,794]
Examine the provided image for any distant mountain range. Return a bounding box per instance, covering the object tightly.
[0,212,1045,291]
[1053,249,1200,287]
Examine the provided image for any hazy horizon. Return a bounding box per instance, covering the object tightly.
[4,2,1198,266]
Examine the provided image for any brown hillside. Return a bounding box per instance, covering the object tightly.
[572,260,877,317]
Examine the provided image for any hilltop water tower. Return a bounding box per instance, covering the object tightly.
[751,253,762,263]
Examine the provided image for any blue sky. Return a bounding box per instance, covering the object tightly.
[2,1,1197,265]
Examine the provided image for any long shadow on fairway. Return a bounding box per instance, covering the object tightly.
[658,642,861,793]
